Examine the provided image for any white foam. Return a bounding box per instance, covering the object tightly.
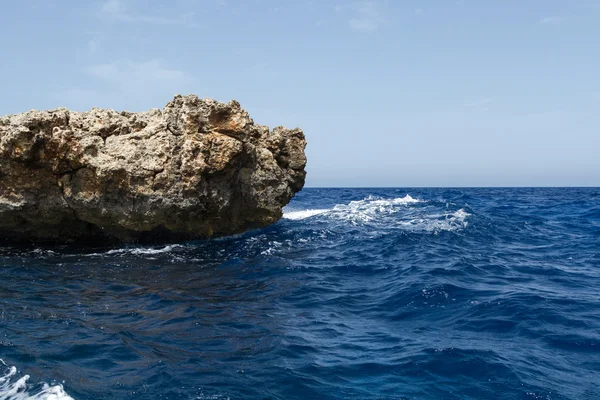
[110,244,183,255]
[282,209,330,220]
[452,208,470,220]
[283,195,422,223]
[283,194,469,234]
[31,249,56,256]
[367,194,421,205]
[0,360,74,400]
[398,208,470,233]
[87,244,185,257]
[329,195,422,225]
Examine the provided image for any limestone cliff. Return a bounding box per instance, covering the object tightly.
[0,95,306,242]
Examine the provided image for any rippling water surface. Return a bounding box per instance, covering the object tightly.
[1,188,599,399]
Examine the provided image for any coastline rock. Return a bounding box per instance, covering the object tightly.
[0,95,306,243]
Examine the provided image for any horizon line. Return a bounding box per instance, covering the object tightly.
[303,186,600,189]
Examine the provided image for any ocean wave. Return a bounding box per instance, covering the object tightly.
[0,360,73,400]
[397,208,470,233]
[283,195,421,221]
[329,194,421,224]
[0,188,598,399]
[282,209,330,220]
[85,244,186,257]
[283,194,468,233]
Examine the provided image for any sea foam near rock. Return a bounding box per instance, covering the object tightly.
[0,360,73,400]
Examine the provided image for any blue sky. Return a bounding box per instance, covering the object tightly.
[1,0,599,187]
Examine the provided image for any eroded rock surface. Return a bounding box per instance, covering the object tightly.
[0,95,306,242]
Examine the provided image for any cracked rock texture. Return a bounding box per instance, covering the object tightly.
[0,95,306,242]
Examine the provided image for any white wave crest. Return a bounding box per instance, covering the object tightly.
[363,194,421,205]
[330,195,422,225]
[282,209,329,220]
[107,244,184,255]
[283,194,469,233]
[0,360,74,400]
[283,195,420,222]
[397,208,470,233]
[86,244,186,257]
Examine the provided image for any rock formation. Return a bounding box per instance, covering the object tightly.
[0,95,306,243]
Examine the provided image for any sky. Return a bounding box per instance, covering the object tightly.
[1,0,599,187]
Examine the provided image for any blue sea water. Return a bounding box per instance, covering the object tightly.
[0,188,599,400]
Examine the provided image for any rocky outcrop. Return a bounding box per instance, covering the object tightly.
[0,95,306,243]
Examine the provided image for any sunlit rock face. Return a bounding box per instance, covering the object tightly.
[0,95,306,243]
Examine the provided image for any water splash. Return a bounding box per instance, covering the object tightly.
[0,360,73,400]
[283,194,468,233]
[85,244,187,257]
[282,209,329,220]
[397,208,470,233]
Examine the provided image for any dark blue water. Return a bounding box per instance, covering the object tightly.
[1,188,599,399]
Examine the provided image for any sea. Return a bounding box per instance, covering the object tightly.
[0,188,599,400]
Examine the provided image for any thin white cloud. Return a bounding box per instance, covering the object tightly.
[56,59,193,111]
[84,30,106,56]
[54,88,104,111]
[87,60,188,84]
[465,98,493,108]
[100,0,198,26]
[348,1,381,32]
[349,18,378,32]
[415,8,424,15]
[102,0,125,15]
[87,38,99,55]
[538,16,564,24]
